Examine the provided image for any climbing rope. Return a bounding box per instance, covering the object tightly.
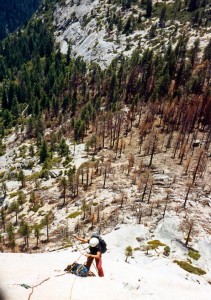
[68,239,86,300]
[69,274,77,300]
[15,238,94,300]
[68,237,99,299]
[72,238,89,254]
[68,244,85,300]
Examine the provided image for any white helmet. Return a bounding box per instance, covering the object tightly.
[89,237,99,248]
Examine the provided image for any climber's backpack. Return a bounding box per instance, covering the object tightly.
[70,263,88,277]
[91,233,107,254]
[65,263,96,277]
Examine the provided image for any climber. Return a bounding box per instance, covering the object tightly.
[73,234,104,277]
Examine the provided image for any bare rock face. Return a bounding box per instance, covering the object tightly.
[54,0,211,68]
[54,0,117,68]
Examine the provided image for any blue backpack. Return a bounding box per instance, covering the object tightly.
[70,263,88,277]
[91,233,107,254]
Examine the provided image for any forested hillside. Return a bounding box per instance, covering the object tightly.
[0,10,210,142]
[0,0,41,40]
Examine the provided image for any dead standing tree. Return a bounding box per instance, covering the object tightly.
[59,177,68,207]
[143,131,159,167]
[71,172,79,197]
[127,153,135,175]
[172,131,187,159]
[85,164,91,190]
[118,137,125,158]
[100,112,107,149]
[108,111,124,150]
[114,112,124,159]
[138,208,142,224]
[119,191,127,209]
[180,218,199,247]
[183,156,192,175]
[186,221,194,247]
[183,182,192,208]
[192,148,207,184]
[147,179,154,204]
[162,190,171,218]
[178,142,189,165]
[138,118,153,154]
[161,101,176,133]
[140,171,151,202]
[78,162,93,190]
[102,160,112,189]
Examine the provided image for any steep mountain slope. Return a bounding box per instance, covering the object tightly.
[0,0,211,286]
